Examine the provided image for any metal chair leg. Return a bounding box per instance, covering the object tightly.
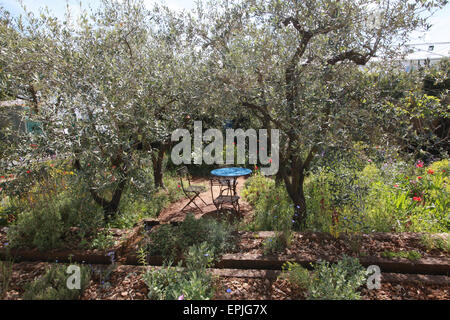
[181,194,203,213]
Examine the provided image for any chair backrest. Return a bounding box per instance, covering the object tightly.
[210,176,232,201]
[176,166,190,191]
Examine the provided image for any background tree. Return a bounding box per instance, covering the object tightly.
[191,0,447,227]
[0,0,201,220]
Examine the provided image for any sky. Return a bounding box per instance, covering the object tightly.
[0,0,449,44]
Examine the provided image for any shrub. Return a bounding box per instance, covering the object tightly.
[420,234,450,253]
[242,172,295,232]
[114,173,184,229]
[7,190,103,250]
[381,250,422,261]
[143,242,215,300]
[0,258,14,298]
[263,230,292,255]
[147,213,237,259]
[308,256,368,300]
[22,264,91,300]
[280,262,312,291]
[304,158,449,234]
[281,256,368,300]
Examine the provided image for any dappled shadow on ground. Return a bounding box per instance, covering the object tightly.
[158,176,254,224]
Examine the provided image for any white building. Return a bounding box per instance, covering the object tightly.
[402,42,450,72]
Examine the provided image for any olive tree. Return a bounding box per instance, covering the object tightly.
[191,0,447,227]
[0,0,202,219]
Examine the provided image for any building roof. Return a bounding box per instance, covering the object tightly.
[404,42,450,61]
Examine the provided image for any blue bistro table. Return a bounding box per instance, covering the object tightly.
[210,167,252,196]
[210,167,252,178]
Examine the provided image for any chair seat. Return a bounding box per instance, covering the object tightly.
[185,185,206,193]
[213,195,240,204]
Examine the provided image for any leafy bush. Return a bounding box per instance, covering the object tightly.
[90,228,116,250]
[381,250,422,261]
[0,258,14,298]
[22,264,91,300]
[420,234,450,253]
[143,242,215,300]
[280,262,312,290]
[304,158,449,234]
[242,172,295,232]
[263,230,292,255]
[147,213,237,259]
[308,256,368,300]
[7,190,103,250]
[113,173,184,229]
[281,256,368,300]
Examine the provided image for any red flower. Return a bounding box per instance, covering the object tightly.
[416,160,424,168]
[269,159,272,163]
[412,196,422,202]
[0,176,4,179]
[30,144,38,148]
[177,185,181,188]
[417,176,422,180]
[394,184,399,188]
[26,170,31,174]
[427,169,434,175]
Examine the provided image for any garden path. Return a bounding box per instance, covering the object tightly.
[158,176,254,224]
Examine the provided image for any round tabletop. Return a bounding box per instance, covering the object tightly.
[210,167,252,177]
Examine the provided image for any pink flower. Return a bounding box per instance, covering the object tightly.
[394,184,399,188]
[367,159,372,162]
[178,294,184,300]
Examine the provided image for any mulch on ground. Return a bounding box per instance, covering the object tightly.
[3,262,448,300]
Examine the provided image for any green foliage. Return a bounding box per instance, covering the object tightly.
[305,157,449,234]
[420,234,450,253]
[308,256,368,300]
[90,228,115,251]
[280,262,312,291]
[146,213,237,259]
[0,258,14,298]
[381,250,422,261]
[242,172,295,231]
[243,157,449,234]
[7,189,104,251]
[143,242,215,300]
[263,230,292,255]
[113,173,184,229]
[22,264,91,300]
[4,165,104,250]
[281,256,368,300]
